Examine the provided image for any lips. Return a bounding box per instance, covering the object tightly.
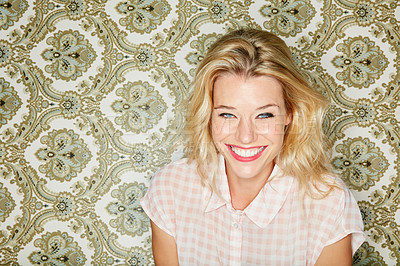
[226,144,266,162]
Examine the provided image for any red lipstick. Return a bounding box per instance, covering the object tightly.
[226,144,266,162]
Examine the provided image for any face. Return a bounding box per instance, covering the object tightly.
[211,73,291,182]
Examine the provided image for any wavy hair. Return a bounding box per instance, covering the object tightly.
[185,28,337,197]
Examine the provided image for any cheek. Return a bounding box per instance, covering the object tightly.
[255,118,286,135]
[269,125,286,145]
[211,119,226,153]
[272,116,288,134]
[211,116,222,140]
[254,120,270,134]
[212,117,236,138]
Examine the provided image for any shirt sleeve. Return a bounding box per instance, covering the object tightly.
[325,185,365,254]
[140,165,177,238]
[309,179,366,263]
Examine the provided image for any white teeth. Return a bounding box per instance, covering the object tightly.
[230,146,264,157]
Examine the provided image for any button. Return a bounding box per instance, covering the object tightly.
[233,222,239,229]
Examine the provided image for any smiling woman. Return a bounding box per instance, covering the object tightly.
[140,28,365,265]
[211,74,291,210]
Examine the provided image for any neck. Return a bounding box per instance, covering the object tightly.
[226,165,274,210]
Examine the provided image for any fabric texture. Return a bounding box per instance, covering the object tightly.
[141,155,365,265]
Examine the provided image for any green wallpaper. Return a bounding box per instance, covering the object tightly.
[0,0,399,264]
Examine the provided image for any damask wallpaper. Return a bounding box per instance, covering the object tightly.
[0,0,398,265]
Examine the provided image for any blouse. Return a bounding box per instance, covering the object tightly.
[140,155,365,265]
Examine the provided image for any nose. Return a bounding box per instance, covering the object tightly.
[236,117,256,144]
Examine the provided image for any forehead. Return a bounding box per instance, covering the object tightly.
[213,74,285,107]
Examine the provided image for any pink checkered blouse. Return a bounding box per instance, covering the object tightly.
[141,156,365,265]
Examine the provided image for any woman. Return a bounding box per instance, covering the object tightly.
[141,29,364,265]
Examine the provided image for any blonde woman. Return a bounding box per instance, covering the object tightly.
[141,29,364,265]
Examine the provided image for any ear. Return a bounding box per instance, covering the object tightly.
[285,112,292,126]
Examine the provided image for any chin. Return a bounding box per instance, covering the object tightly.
[225,158,272,180]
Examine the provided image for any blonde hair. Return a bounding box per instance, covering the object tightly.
[185,28,336,197]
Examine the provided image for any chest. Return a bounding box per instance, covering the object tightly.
[174,201,320,265]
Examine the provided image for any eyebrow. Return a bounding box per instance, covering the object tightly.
[213,104,279,110]
[256,104,279,110]
[214,105,236,110]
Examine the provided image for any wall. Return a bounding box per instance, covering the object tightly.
[0,0,399,264]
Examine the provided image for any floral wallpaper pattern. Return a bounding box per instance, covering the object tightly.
[0,0,399,265]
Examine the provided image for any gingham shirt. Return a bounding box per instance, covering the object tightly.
[141,156,365,265]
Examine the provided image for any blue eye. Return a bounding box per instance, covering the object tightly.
[257,113,274,119]
[220,113,235,118]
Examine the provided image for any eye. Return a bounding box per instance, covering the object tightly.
[257,113,274,119]
[219,113,236,118]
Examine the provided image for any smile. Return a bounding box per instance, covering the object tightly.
[226,144,266,162]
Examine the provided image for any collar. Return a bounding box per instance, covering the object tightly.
[203,155,294,228]
[203,155,230,213]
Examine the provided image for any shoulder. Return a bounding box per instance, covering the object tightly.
[304,175,362,224]
[308,174,349,200]
[321,175,352,202]
[153,157,198,180]
[142,158,201,210]
[149,158,202,193]
[294,174,356,218]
